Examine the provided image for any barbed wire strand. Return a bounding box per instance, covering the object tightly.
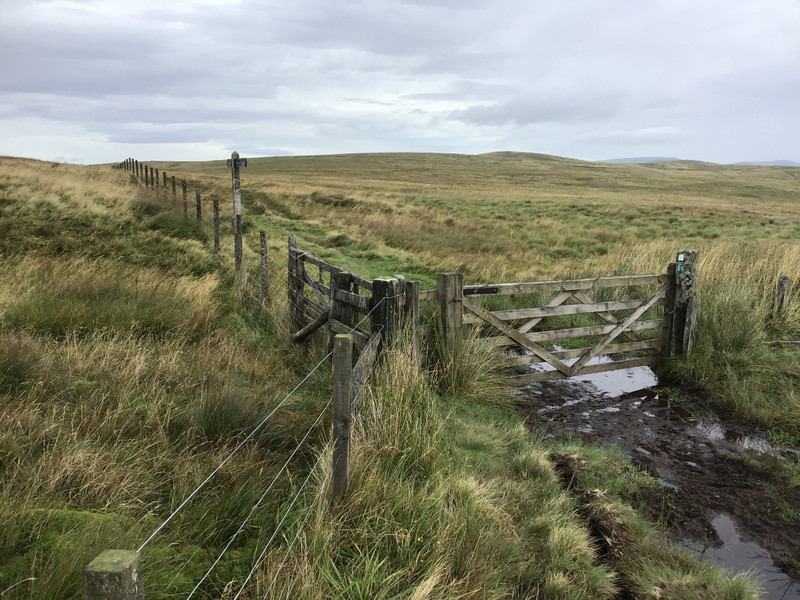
[185,397,333,599]
[259,468,332,600]
[137,350,334,553]
[233,438,333,600]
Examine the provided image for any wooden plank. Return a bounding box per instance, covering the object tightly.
[351,274,373,291]
[503,339,662,367]
[462,297,667,324]
[419,289,436,303]
[301,294,326,315]
[462,296,571,376]
[463,273,668,297]
[512,357,657,384]
[303,270,329,306]
[571,290,643,343]
[292,310,329,343]
[352,331,382,407]
[570,283,668,375]
[518,291,573,334]
[486,319,664,347]
[329,318,369,349]
[298,251,344,274]
[333,288,370,314]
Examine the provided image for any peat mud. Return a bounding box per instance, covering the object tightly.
[515,361,800,599]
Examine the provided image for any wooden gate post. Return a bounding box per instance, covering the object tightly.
[332,334,353,503]
[329,272,353,348]
[673,250,699,357]
[372,277,400,348]
[772,275,790,319]
[661,263,677,357]
[212,197,220,254]
[404,280,420,363]
[195,190,202,222]
[260,231,269,303]
[83,550,143,600]
[288,236,306,334]
[437,273,463,354]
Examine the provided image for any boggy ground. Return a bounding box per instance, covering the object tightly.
[515,365,800,598]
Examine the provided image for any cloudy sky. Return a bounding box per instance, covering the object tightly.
[1,0,798,164]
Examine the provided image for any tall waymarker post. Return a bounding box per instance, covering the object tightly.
[227,151,247,271]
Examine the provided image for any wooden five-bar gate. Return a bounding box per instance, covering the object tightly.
[423,250,698,383]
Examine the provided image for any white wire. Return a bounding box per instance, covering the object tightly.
[233,438,333,600]
[137,350,334,553]
[259,468,332,600]
[185,397,333,599]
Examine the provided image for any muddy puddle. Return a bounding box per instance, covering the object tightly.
[514,354,800,599]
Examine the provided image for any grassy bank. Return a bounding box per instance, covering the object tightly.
[3,154,796,598]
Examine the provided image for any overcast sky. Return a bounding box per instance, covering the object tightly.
[1,0,798,165]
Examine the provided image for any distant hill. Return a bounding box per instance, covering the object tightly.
[733,160,800,167]
[598,157,683,164]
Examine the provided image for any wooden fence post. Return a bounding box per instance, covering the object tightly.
[213,197,220,254]
[227,152,247,272]
[673,250,699,357]
[260,231,268,303]
[182,181,187,217]
[404,280,420,363]
[332,334,353,503]
[772,275,790,320]
[288,236,306,334]
[329,272,353,348]
[162,171,167,191]
[661,263,677,357]
[234,215,243,272]
[372,277,400,348]
[144,166,149,188]
[437,272,463,354]
[195,189,201,222]
[135,160,139,180]
[83,550,143,600]
[171,176,176,200]
[154,168,159,189]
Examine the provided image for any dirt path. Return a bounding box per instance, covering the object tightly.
[515,363,800,600]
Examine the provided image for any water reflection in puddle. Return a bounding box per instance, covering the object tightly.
[680,514,800,600]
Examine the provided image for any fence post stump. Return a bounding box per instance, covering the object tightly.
[213,197,220,254]
[195,189,202,222]
[404,280,420,363]
[260,231,269,304]
[372,277,400,348]
[772,275,790,320]
[437,272,463,355]
[332,334,353,503]
[674,250,699,357]
[661,263,677,357]
[83,550,143,600]
[329,272,353,349]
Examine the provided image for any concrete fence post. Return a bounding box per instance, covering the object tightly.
[83,550,143,600]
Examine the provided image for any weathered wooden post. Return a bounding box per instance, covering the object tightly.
[661,263,677,357]
[195,189,201,222]
[171,176,176,200]
[213,197,220,253]
[162,171,167,191]
[260,231,268,303]
[227,151,247,272]
[332,334,353,503]
[404,280,421,363]
[329,272,353,348]
[673,250,699,357]
[135,160,139,180]
[154,168,159,189]
[144,166,149,188]
[83,550,143,600]
[372,277,400,349]
[772,275,790,320]
[437,272,463,354]
[288,236,299,331]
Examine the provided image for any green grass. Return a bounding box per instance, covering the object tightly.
[3,154,793,598]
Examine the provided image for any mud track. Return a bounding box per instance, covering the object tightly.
[515,364,800,599]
